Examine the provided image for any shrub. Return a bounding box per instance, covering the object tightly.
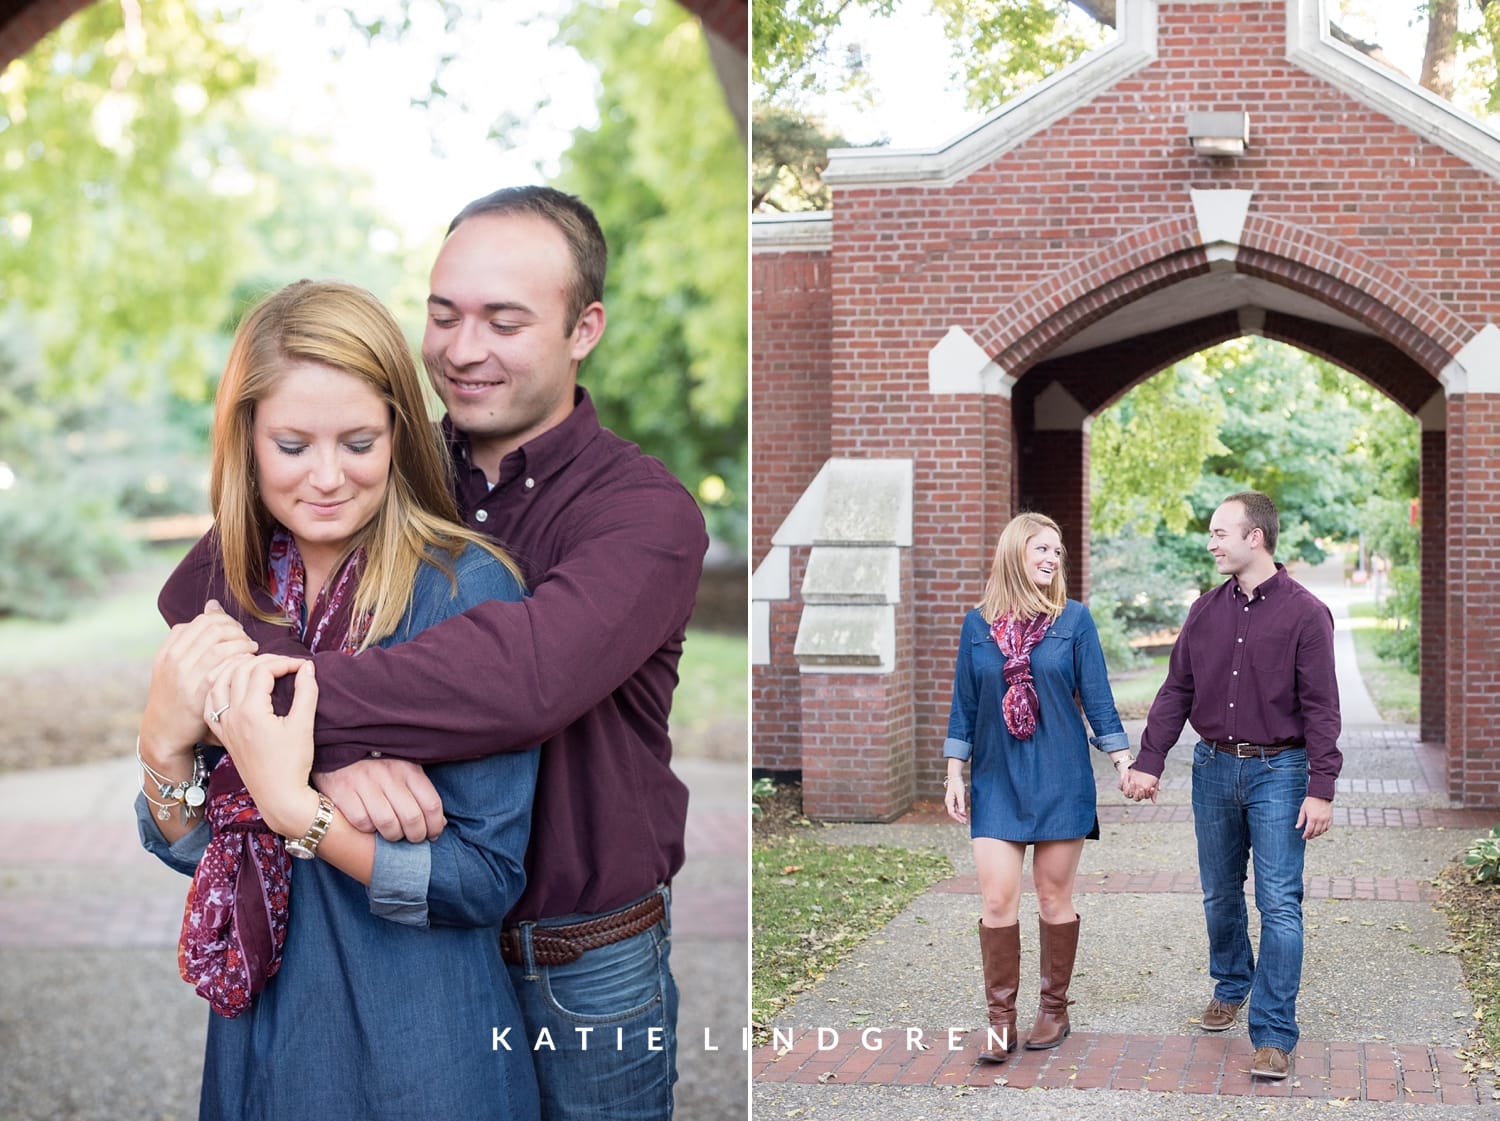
[751,775,775,819]
[1464,826,1500,884]
[0,484,138,619]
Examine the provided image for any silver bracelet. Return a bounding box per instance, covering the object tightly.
[942,776,963,788]
[137,738,208,823]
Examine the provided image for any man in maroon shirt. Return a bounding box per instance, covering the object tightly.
[151,187,708,1120]
[1124,491,1341,1084]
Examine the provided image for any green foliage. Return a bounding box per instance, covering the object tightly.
[1089,362,1226,538]
[1088,596,1141,671]
[1089,530,1201,636]
[0,483,138,619]
[1347,601,1420,723]
[0,0,259,399]
[751,775,776,819]
[1360,495,1421,568]
[1463,826,1500,884]
[752,0,898,103]
[556,0,748,551]
[752,833,951,1035]
[752,105,860,212]
[1374,567,1422,674]
[932,0,1111,112]
[1092,338,1420,568]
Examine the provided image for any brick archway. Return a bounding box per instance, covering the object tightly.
[752,0,1500,815]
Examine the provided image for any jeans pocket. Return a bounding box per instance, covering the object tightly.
[1193,740,1215,767]
[540,927,667,1023]
[1264,748,1309,773]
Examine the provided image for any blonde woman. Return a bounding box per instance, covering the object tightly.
[135,280,539,1120]
[943,512,1131,1062]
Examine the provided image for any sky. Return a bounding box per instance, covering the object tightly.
[223,0,601,244]
[802,0,1450,151]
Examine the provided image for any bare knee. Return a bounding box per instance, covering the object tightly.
[1034,894,1076,924]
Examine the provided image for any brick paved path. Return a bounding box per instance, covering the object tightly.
[754,727,1496,1111]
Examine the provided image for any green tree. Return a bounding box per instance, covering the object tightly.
[752,105,858,211]
[0,0,259,398]
[556,0,748,549]
[1088,361,1226,538]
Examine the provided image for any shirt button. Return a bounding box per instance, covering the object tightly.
[525,477,536,489]
[475,509,489,523]
[1244,606,1249,612]
[1237,637,1243,643]
[1229,702,1235,707]
[370,751,383,759]
[1233,670,1238,676]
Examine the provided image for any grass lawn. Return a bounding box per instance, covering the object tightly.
[752,829,952,1038]
[670,628,747,760]
[0,547,184,674]
[1345,602,1420,724]
[1108,654,1170,719]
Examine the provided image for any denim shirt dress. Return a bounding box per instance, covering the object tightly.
[943,600,1128,842]
[138,545,541,1121]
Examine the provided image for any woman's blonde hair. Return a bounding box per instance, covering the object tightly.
[210,280,521,649]
[978,512,1068,624]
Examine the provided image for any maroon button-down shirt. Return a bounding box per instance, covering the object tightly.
[160,389,708,920]
[1135,564,1343,801]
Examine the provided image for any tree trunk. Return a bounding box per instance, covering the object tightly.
[1421,0,1459,99]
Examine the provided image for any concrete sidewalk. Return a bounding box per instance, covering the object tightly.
[0,755,748,1121]
[753,562,1498,1118]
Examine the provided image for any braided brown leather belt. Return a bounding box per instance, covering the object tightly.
[499,893,665,966]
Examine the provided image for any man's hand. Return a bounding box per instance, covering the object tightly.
[1296,796,1332,840]
[1125,770,1160,803]
[314,758,446,842]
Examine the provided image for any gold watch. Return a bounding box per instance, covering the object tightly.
[286,793,335,860]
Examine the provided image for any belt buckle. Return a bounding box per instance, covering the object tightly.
[1230,741,1257,758]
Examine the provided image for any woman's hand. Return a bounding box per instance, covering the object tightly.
[209,654,320,839]
[944,769,968,824]
[139,601,258,764]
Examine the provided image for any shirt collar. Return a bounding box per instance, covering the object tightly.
[1232,562,1289,602]
[442,386,600,487]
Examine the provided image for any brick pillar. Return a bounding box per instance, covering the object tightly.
[1446,390,1500,807]
[801,561,916,821]
[1419,420,1445,744]
[750,547,809,773]
[1017,382,1091,595]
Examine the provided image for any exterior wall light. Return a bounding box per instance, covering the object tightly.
[1186,111,1250,157]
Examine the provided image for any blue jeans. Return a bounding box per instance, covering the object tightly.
[1191,741,1308,1052]
[505,886,678,1121]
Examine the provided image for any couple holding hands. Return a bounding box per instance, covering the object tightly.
[943,496,1342,1082]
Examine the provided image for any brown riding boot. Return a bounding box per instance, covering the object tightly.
[1026,915,1080,1049]
[976,921,1021,1062]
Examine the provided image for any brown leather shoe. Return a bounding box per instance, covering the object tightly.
[1201,997,1243,1032]
[1251,1046,1291,1080]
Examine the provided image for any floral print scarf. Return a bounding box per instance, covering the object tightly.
[178,529,369,1018]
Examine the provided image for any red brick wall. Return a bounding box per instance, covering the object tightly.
[1447,396,1500,805]
[753,0,1500,808]
[801,560,917,820]
[752,548,809,774]
[751,251,833,567]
